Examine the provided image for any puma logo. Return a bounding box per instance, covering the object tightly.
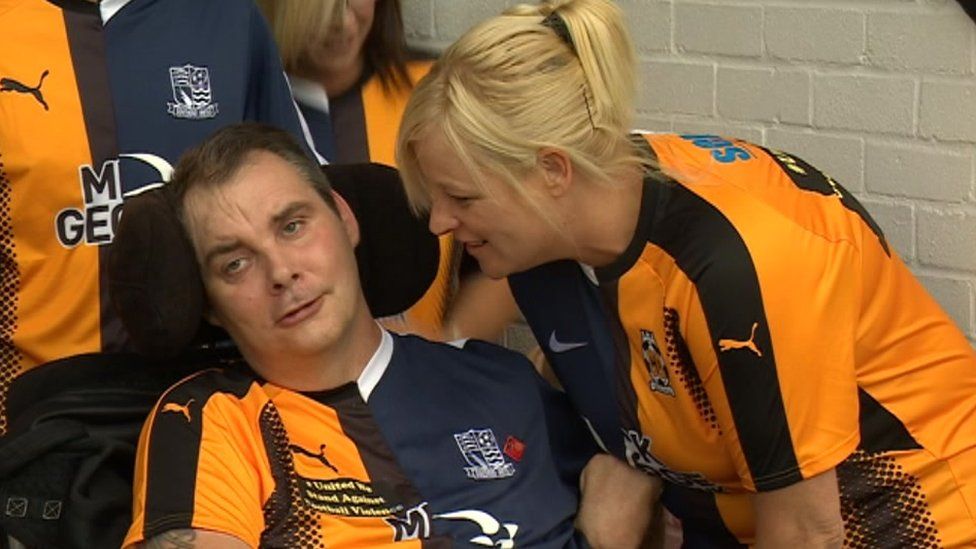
[289,443,339,474]
[0,70,49,110]
[161,398,195,422]
[718,322,762,357]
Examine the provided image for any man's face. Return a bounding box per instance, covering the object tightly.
[183,150,367,370]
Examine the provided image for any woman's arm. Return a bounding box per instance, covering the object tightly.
[752,468,844,548]
[576,454,663,548]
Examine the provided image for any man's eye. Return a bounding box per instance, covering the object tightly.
[283,220,304,235]
[223,257,247,276]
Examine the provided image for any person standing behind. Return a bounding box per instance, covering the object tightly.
[0,0,318,434]
[396,0,976,545]
[258,0,519,343]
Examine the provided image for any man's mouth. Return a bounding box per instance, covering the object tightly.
[276,295,324,327]
[462,239,487,252]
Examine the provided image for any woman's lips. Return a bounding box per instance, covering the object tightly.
[463,240,486,253]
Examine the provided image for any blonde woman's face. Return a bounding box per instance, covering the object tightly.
[415,129,563,279]
[308,0,375,84]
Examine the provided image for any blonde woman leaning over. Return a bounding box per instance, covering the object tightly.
[258,0,519,343]
[397,0,976,546]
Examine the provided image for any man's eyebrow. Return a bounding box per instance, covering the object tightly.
[271,201,312,227]
[200,201,313,266]
[203,240,243,266]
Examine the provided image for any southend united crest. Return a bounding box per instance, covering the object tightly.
[454,428,516,480]
[167,64,218,119]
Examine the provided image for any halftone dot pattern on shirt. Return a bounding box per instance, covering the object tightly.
[0,153,20,435]
[838,449,941,548]
[259,402,326,548]
[664,308,719,433]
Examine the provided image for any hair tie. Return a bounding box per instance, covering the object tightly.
[541,11,577,54]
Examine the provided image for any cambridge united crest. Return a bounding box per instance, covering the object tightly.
[167,64,218,119]
[641,329,675,396]
[454,428,516,480]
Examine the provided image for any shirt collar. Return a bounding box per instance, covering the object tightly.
[356,325,393,402]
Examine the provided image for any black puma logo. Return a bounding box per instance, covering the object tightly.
[1,70,49,110]
[289,443,339,474]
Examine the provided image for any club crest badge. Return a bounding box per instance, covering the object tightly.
[167,64,218,119]
[454,428,516,480]
[641,329,675,397]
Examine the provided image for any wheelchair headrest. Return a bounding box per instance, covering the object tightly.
[108,162,438,358]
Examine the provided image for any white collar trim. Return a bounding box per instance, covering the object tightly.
[288,74,331,114]
[356,326,393,402]
[578,262,599,286]
[99,0,131,24]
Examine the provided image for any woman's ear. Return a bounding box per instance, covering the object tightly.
[537,147,573,197]
[331,189,361,247]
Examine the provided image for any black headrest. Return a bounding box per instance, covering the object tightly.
[108,162,438,358]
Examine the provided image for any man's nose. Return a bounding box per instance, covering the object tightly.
[268,252,299,292]
[427,199,458,236]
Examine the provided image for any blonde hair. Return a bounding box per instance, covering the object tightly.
[256,0,341,74]
[396,0,645,213]
[257,0,414,92]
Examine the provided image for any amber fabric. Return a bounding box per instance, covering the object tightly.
[592,133,976,545]
[0,0,103,433]
[125,369,426,548]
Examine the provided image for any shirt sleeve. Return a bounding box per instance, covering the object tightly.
[124,386,266,548]
[684,145,862,492]
[534,373,600,487]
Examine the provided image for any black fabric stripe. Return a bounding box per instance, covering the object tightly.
[330,85,370,163]
[596,280,642,433]
[857,387,921,453]
[62,5,128,352]
[660,483,745,547]
[643,180,801,491]
[326,387,455,543]
[594,172,659,282]
[62,5,117,168]
[142,369,254,539]
[327,389,425,511]
[758,146,890,257]
[47,0,94,14]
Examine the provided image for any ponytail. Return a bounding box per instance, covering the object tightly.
[398,0,644,214]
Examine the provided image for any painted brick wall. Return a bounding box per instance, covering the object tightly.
[403,0,976,346]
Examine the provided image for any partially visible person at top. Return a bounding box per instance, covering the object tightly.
[395,0,976,546]
[0,0,318,434]
[122,123,657,549]
[258,0,520,343]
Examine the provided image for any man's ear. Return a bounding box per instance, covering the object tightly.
[537,147,573,198]
[331,189,361,247]
[204,307,222,327]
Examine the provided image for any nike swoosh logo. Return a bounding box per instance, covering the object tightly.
[548,331,588,353]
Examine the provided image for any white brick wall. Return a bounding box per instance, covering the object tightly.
[404,0,976,346]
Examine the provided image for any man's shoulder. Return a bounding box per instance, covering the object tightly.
[154,366,258,417]
[393,334,533,373]
[386,335,542,398]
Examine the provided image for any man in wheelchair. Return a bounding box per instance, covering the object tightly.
[119,123,654,548]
